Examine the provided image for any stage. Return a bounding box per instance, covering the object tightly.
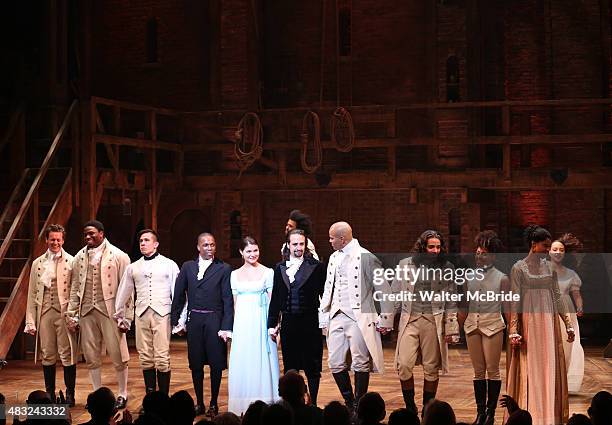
[0,342,610,423]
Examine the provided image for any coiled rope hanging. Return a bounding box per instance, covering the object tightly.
[234,112,263,178]
[300,111,322,174]
[330,107,355,152]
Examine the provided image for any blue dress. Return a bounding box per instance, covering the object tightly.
[228,267,281,415]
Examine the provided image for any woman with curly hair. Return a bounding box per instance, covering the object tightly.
[506,225,575,425]
[549,233,584,393]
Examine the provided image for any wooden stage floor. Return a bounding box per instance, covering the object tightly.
[0,341,610,423]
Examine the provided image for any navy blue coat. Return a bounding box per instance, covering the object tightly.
[171,257,233,331]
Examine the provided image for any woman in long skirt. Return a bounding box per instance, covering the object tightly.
[227,236,281,415]
[549,234,585,393]
[507,225,575,425]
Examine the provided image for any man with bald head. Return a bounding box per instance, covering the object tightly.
[319,222,392,412]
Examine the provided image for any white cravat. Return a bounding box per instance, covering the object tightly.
[197,256,213,280]
[87,240,106,266]
[41,250,61,288]
[285,256,304,284]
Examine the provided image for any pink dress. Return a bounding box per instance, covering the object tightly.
[506,259,573,425]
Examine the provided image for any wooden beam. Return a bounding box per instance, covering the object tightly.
[91,96,180,116]
[183,133,612,152]
[183,167,612,191]
[93,134,182,152]
[176,97,612,116]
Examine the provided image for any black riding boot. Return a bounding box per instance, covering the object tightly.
[332,371,355,412]
[63,365,77,407]
[43,365,56,402]
[483,379,502,425]
[472,380,487,425]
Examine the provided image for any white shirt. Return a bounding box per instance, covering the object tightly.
[197,256,213,280]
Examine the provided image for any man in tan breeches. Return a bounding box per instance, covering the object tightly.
[66,220,131,410]
[115,229,185,395]
[25,224,77,405]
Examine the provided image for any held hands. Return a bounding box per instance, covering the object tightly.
[117,319,130,334]
[24,325,36,336]
[376,325,392,335]
[66,317,79,333]
[269,326,280,343]
[218,330,232,342]
[444,334,460,344]
[509,333,522,347]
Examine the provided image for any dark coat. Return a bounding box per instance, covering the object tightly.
[268,257,326,375]
[268,257,326,328]
[171,257,233,330]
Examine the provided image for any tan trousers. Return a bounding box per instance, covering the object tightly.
[80,309,128,371]
[136,308,171,372]
[466,330,503,380]
[39,309,75,366]
[396,316,441,381]
[327,312,371,373]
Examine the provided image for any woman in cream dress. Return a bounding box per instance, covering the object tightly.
[507,225,575,425]
[549,234,584,393]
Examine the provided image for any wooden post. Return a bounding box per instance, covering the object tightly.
[502,105,511,180]
[80,100,96,222]
[147,111,158,229]
[71,106,80,207]
[387,146,397,181]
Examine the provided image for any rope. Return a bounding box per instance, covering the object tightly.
[330,107,355,152]
[300,111,322,174]
[234,112,263,178]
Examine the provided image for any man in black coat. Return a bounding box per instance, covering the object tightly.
[171,232,233,417]
[269,229,326,406]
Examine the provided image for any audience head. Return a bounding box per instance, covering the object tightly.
[26,390,53,404]
[170,390,196,425]
[567,413,592,425]
[388,407,420,425]
[422,399,455,425]
[86,387,116,423]
[278,370,307,406]
[242,400,267,425]
[357,392,386,425]
[505,409,532,425]
[212,412,241,425]
[588,390,612,425]
[323,401,351,425]
[261,402,294,425]
[141,391,171,422]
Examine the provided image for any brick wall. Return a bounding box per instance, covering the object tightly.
[91,0,212,110]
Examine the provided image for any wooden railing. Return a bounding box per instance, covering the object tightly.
[0,100,79,265]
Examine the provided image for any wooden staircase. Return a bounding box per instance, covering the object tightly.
[0,100,79,360]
